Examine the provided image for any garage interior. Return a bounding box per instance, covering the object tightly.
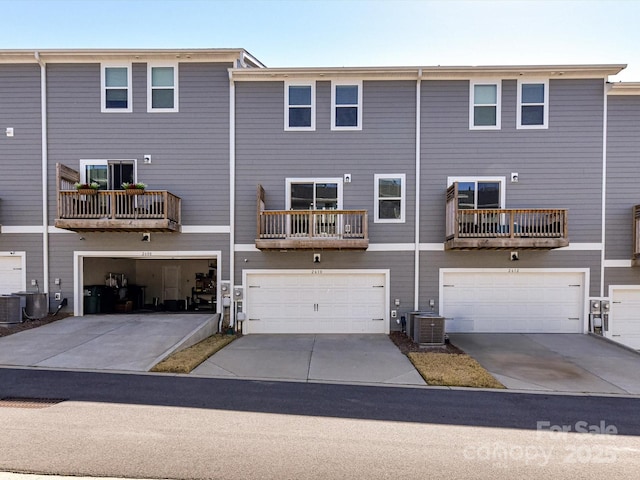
[82,257,218,314]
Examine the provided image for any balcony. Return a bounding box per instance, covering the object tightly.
[255,185,368,250]
[54,164,181,233]
[445,183,568,250]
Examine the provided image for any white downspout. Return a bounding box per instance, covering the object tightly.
[35,52,50,300]
[228,69,236,327]
[601,81,610,298]
[414,69,422,311]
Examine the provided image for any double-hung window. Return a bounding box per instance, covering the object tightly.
[101,64,132,112]
[470,81,501,129]
[285,82,315,130]
[517,79,548,129]
[331,81,362,130]
[148,64,178,112]
[374,174,405,223]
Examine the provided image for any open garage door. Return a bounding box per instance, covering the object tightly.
[244,270,388,334]
[75,251,220,316]
[441,269,586,333]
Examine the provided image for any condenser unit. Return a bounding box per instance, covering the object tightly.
[413,314,446,346]
[0,295,24,325]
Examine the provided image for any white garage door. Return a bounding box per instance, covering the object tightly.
[0,256,24,295]
[441,270,585,333]
[244,271,387,334]
[610,288,640,350]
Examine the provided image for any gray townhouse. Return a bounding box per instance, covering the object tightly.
[0,49,638,350]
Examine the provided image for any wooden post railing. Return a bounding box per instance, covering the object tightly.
[58,190,181,223]
[446,183,568,242]
[257,210,368,241]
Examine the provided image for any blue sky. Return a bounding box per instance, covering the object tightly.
[1,0,639,81]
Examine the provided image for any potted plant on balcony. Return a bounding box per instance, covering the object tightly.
[122,182,147,195]
[74,182,99,195]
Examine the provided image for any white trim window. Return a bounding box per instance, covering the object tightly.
[285,178,343,210]
[101,64,132,112]
[517,79,549,129]
[447,176,506,209]
[284,81,315,131]
[331,81,362,130]
[80,159,137,190]
[147,63,178,112]
[470,80,501,130]
[374,174,405,223]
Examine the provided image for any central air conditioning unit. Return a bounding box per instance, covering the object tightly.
[0,295,25,325]
[413,314,446,346]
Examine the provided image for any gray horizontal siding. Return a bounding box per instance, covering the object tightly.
[604,267,640,289]
[419,250,602,312]
[421,78,605,244]
[234,80,417,244]
[606,96,640,259]
[48,232,231,290]
[0,232,43,288]
[46,62,232,226]
[0,64,43,225]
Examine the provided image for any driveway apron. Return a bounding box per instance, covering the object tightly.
[449,333,640,395]
[191,334,426,386]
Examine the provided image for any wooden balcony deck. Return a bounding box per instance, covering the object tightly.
[55,190,182,232]
[256,209,369,250]
[445,184,568,250]
[54,163,181,232]
[254,185,368,250]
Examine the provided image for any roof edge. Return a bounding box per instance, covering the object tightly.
[230,64,627,81]
[0,48,261,65]
[608,82,640,95]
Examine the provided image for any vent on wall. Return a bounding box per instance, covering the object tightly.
[413,315,446,346]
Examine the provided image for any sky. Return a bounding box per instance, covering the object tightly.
[1,0,639,81]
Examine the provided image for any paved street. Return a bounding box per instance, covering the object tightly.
[1,368,640,479]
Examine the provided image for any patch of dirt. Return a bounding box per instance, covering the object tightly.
[0,313,71,337]
[389,330,465,355]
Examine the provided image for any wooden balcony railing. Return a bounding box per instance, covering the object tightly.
[255,185,368,250]
[445,183,568,250]
[54,164,181,232]
[55,190,181,232]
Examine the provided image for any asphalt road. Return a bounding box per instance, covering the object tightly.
[1,368,639,479]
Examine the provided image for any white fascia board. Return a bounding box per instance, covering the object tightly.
[229,64,627,82]
[179,226,231,234]
[0,49,249,64]
[604,260,633,268]
[235,244,261,252]
[555,243,603,251]
[608,83,640,95]
[4,226,46,234]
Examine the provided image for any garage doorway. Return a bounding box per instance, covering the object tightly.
[243,269,389,334]
[0,252,26,295]
[608,286,640,350]
[440,268,588,333]
[74,251,221,316]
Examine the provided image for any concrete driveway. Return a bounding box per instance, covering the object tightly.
[0,314,217,372]
[191,334,426,386]
[449,333,640,395]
